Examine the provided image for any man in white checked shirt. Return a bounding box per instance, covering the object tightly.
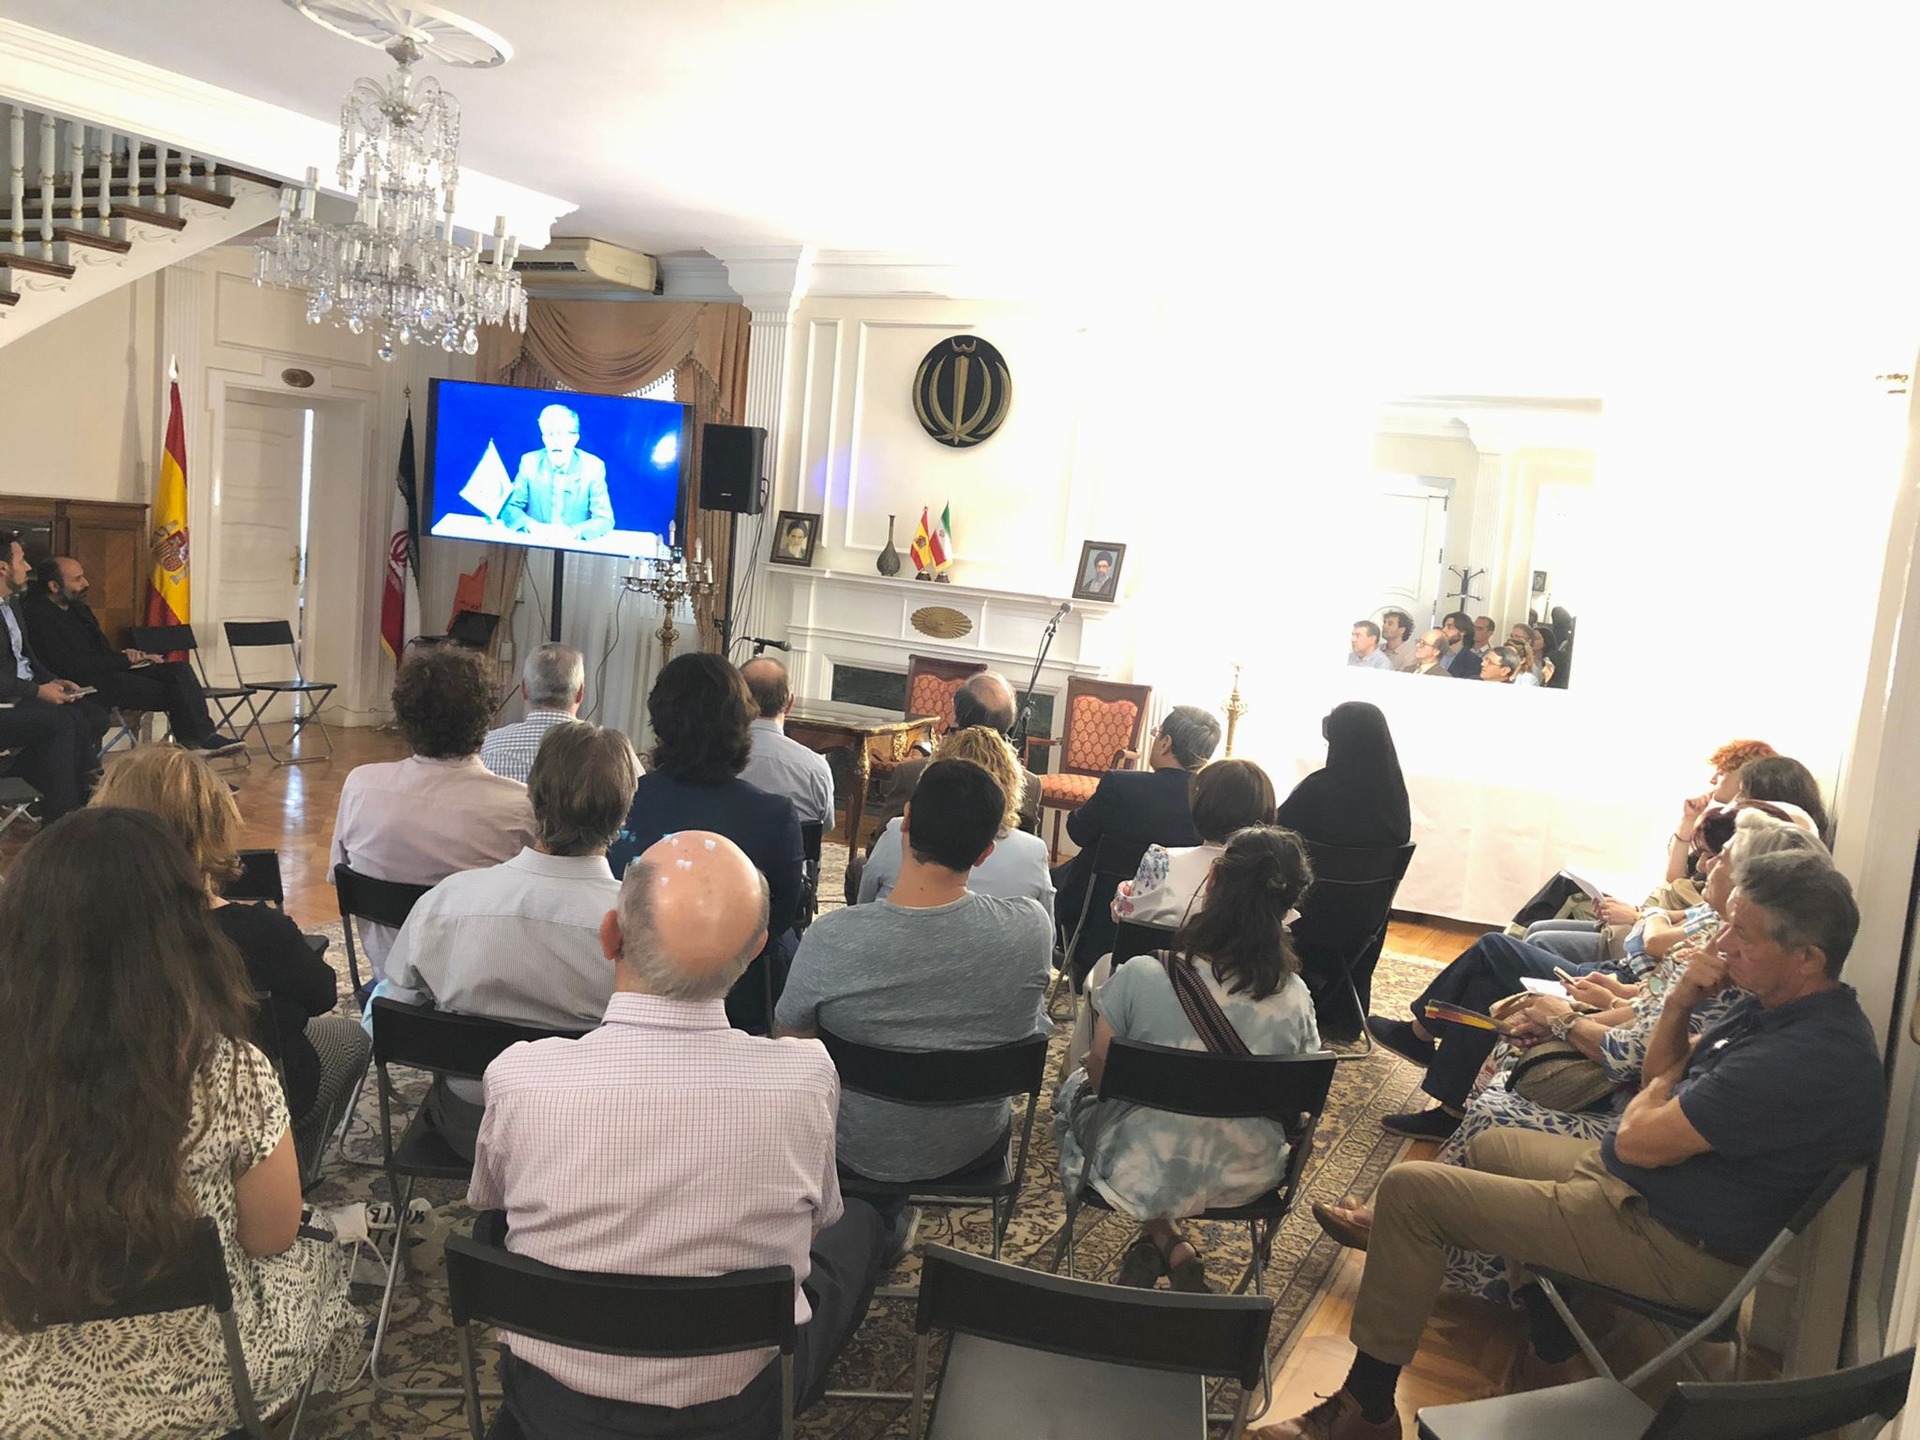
[481,642,587,784]
[468,831,888,1439]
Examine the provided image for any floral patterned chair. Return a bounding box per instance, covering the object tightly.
[854,654,990,855]
[1025,676,1153,859]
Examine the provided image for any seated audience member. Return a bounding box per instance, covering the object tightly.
[0,530,99,820]
[1507,623,1532,652]
[875,669,1044,833]
[1525,624,1557,685]
[1650,738,1777,904]
[380,722,638,1159]
[1736,753,1832,843]
[1479,643,1525,683]
[1412,629,1450,676]
[1439,611,1480,678]
[779,759,1052,1255]
[1348,620,1393,670]
[739,655,836,832]
[481,642,585,783]
[609,653,803,1034]
[1545,604,1576,689]
[1057,826,1321,1292]
[1279,701,1412,1029]
[858,726,1053,911]
[1472,616,1496,655]
[1269,850,1883,1439]
[469,831,887,1439]
[0,810,362,1438]
[1054,704,1222,983]
[22,556,241,752]
[91,746,367,1167]
[1380,609,1418,671]
[331,646,536,988]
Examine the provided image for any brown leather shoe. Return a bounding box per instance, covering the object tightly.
[1261,1390,1400,1439]
[1311,1199,1373,1253]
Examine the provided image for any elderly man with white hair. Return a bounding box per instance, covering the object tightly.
[467,830,887,1440]
[503,402,615,541]
[482,642,587,784]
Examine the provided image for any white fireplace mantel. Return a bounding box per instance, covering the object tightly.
[761,566,1134,721]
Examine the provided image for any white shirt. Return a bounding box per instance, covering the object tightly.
[329,754,536,982]
[480,708,579,784]
[380,847,621,1101]
[1111,842,1224,929]
[468,992,842,1407]
[739,717,835,831]
[0,602,31,682]
[856,817,1054,917]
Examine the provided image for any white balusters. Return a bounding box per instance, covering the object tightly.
[7,107,23,257]
[154,142,168,207]
[37,113,53,258]
[97,131,113,233]
[66,121,82,229]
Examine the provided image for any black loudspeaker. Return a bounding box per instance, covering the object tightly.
[700,423,767,515]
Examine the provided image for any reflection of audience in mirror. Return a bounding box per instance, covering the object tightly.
[1412,629,1450,675]
[1440,612,1479,678]
[1379,610,1418,671]
[1507,623,1531,652]
[1348,620,1393,670]
[1471,617,1495,657]
[1480,644,1529,684]
[1525,625,1557,686]
[1546,605,1576,689]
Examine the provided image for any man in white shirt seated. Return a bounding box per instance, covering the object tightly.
[738,655,834,831]
[331,646,536,993]
[482,642,586,784]
[468,830,887,1440]
[379,721,638,1158]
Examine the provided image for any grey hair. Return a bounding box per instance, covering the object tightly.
[1736,850,1859,977]
[615,856,770,1001]
[523,642,584,709]
[537,403,580,433]
[1487,644,1525,674]
[1725,807,1830,876]
[526,722,639,856]
[1160,705,1223,770]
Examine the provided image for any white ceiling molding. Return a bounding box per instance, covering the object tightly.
[1379,395,1602,452]
[714,245,814,316]
[0,16,575,247]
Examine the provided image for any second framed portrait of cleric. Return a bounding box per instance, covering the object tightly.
[1072,540,1125,601]
[770,510,821,567]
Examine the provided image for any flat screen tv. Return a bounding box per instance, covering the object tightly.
[423,378,690,559]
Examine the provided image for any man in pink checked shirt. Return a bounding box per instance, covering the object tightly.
[467,831,888,1439]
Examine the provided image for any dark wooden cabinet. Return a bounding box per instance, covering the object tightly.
[0,497,148,645]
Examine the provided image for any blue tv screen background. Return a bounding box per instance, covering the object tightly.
[424,378,689,554]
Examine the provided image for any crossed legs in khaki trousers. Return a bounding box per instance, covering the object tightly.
[1349,1129,1746,1366]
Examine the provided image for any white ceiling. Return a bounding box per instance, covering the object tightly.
[7,0,1920,353]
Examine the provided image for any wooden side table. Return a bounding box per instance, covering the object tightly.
[783,700,938,848]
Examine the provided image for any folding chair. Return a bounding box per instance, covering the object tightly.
[1047,833,1151,1022]
[1415,1345,1913,1440]
[330,865,435,1168]
[224,619,338,764]
[1534,1161,1864,1390]
[99,706,148,756]
[1053,1039,1336,1299]
[0,754,39,838]
[447,1211,798,1440]
[909,1243,1273,1440]
[366,999,590,1397]
[796,819,825,935]
[1294,839,1416,1044]
[132,623,253,757]
[12,1215,313,1439]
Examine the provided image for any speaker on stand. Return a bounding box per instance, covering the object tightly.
[700,423,768,655]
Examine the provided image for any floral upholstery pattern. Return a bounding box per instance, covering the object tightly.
[907,673,967,729]
[1065,696,1141,772]
[1039,772,1101,808]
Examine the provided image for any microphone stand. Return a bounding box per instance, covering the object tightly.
[1011,607,1067,753]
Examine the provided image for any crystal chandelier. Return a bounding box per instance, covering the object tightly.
[254,35,525,360]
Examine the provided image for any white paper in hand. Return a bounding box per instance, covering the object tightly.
[1520,976,1569,998]
[460,440,513,520]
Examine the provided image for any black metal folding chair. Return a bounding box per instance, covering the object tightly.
[1048,833,1151,1021]
[0,753,39,838]
[795,820,825,935]
[333,863,432,1001]
[447,1211,799,1440]
[10,1215,312,1439]
[1416,1344,1913,1440]
[1535,1162,1865,1389]
[132,623,253,757]
[224,619,338,764]
[1293,839,1417,1045]
[367,999,590,1397]
[99,705,147,756]
[910,1243,1273,1440]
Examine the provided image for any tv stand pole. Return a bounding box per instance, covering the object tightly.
[550,549,565,644]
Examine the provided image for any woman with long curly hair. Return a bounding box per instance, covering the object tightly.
[0,810,361,1437]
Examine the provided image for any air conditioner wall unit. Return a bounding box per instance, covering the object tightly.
[513,238,661,296]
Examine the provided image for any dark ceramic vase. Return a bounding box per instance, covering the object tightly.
[876,515,902,577]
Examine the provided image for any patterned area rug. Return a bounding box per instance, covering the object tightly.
[292,851,1437,1438]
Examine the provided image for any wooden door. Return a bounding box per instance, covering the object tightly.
[213,399,307,710]
[63,502,146,647]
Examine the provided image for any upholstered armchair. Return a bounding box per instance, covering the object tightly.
[1025,676,1153,858]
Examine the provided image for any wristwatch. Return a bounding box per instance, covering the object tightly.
[1549,1011,1580,1042]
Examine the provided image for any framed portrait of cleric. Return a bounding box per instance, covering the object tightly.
[1072,540,1125,602]
[770,510,821,567]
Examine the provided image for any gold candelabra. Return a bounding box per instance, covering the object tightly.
[1223,662,1248,758]
[624,542,715,664]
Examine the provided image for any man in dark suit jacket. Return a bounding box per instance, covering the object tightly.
[21,557,240,752]
[1052,703,1223,982]
[0,533,102,821]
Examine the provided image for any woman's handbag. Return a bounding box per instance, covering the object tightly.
[1507,1039,1619,1113]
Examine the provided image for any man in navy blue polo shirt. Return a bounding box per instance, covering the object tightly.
[1267,849,1884,1440]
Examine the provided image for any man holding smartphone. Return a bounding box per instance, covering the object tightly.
[0,532,101,820]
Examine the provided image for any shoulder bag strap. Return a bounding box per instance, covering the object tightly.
[1156,950,1254,1057]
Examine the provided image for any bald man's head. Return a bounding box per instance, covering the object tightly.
[601,831,769,1000]
[952,671,1016,735]
[739,656,792,719]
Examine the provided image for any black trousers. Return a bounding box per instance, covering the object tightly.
[0,699,96,820]
[91,661,216,742]
[492,1200,889,1440]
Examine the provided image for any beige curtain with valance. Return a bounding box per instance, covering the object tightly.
[476,298,752,652]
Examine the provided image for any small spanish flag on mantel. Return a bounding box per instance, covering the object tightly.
[909,506,934,572]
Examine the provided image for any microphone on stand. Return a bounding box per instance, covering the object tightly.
[1051,600,1072,623]
[1012,602,1072,750]
[749,637,791,655]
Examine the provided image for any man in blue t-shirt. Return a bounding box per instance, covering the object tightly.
[1267,850,1884,1440]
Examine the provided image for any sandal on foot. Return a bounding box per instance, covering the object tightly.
[1114,1235,1166,1288]
[1163,1232,1212,1293]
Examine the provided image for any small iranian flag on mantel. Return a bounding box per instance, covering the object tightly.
[930,502,953,573]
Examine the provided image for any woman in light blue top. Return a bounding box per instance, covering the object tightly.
[857,725,1053,916]
[1056,825,1320,1292]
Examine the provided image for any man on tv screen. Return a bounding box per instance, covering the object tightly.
[502,404,615,542]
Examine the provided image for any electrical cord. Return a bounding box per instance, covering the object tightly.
[588,585,631,723]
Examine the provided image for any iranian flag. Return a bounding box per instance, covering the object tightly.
[379,408,422,660]
[930,501,953,570]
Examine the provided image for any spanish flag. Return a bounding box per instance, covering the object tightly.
[909,506,934,572]
[145,380,191,631]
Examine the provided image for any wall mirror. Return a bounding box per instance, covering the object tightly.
[1346,394,1600,688]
